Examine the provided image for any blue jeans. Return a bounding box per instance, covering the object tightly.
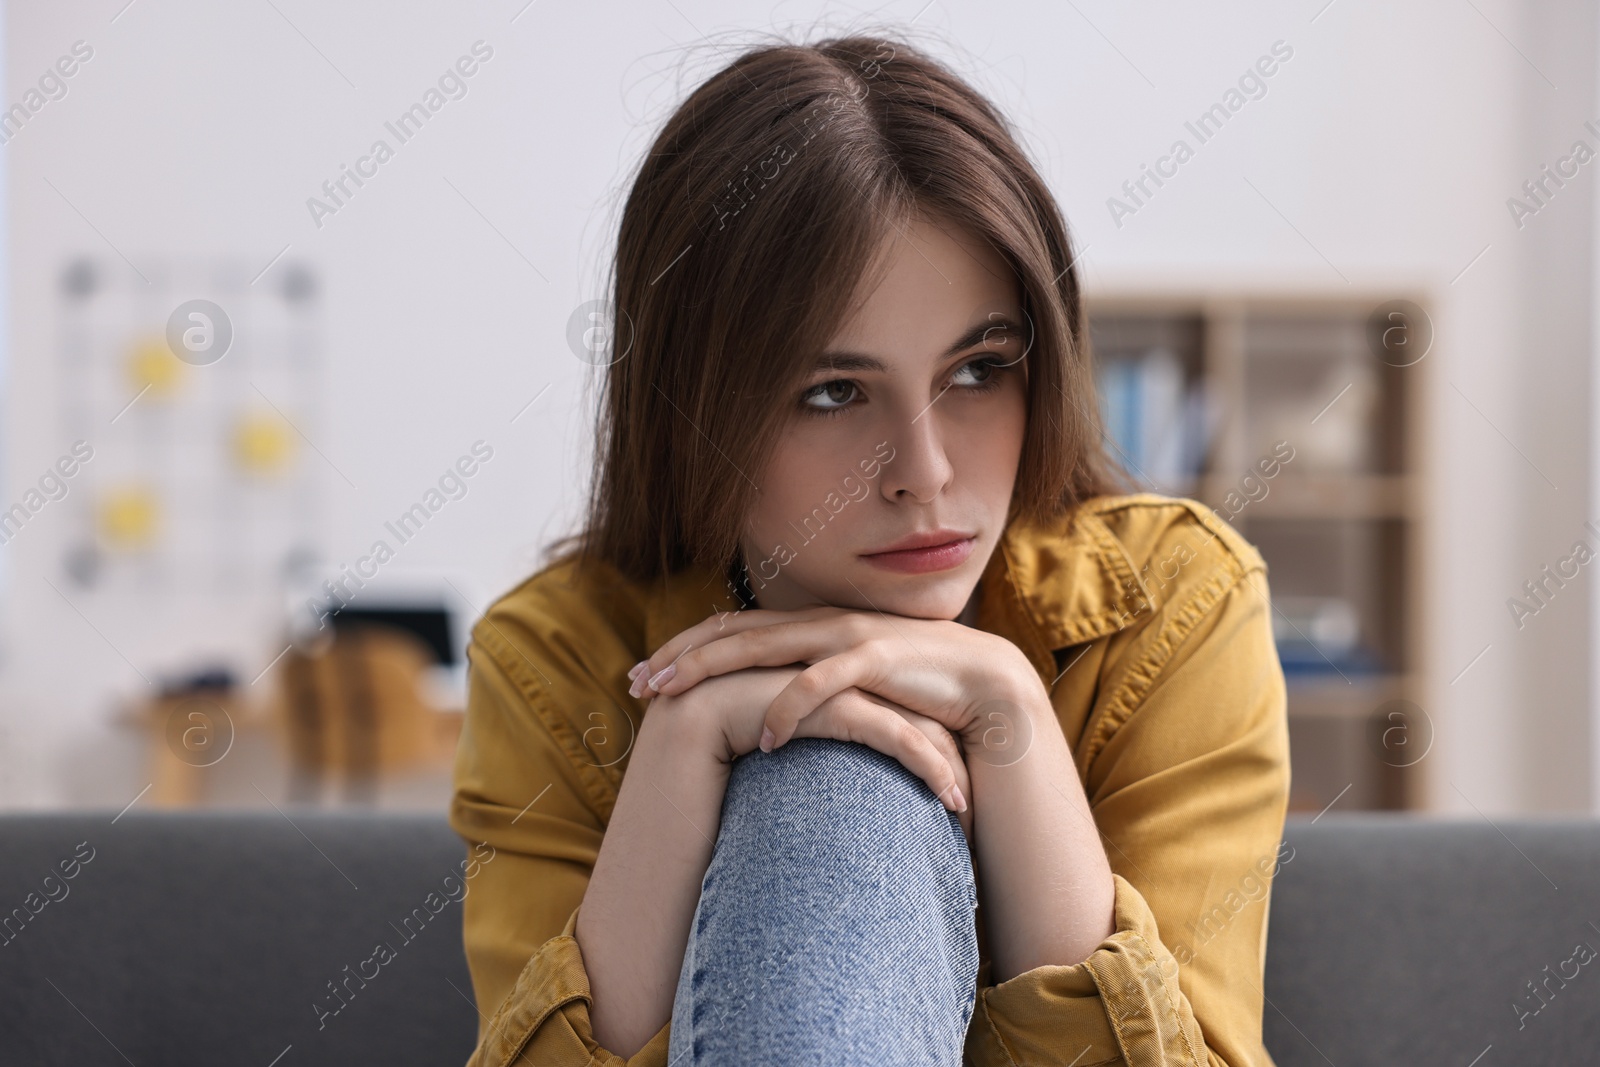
[667,738,981,1066]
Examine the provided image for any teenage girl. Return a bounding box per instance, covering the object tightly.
[450,31,1289,1067]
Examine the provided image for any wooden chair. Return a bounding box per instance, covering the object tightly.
[274,623,453,804]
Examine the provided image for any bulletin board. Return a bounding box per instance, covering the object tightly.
[52,256,326,638]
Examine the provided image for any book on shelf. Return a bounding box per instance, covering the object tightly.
[1095,346,1215,494]
[1271,594,1386,676]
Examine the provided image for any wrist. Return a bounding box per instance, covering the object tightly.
[638,692,735,769]
[959,654,1053,757]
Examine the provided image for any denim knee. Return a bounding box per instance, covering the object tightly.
[669,738,980,1064]
[724,737,962,845]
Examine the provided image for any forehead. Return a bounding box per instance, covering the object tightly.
[824,214,1021,361]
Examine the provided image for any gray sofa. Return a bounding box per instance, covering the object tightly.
[0,811,1595,1064]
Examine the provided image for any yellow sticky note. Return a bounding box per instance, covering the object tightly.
[232,412,295,474]
[127,337,185,395]
[99,487,159,549]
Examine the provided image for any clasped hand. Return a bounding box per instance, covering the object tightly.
[628,605,1049,839]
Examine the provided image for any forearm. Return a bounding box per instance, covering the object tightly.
[576,709,731,1057]
[967,697,1115,981]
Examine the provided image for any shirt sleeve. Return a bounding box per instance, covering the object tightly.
[448,620,672,1067]
[964,563,1291,1067]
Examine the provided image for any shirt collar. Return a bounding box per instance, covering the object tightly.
[992,506,1156,650]
[641,505,1154,686]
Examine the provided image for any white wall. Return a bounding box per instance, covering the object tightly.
[1,0,1592,812]
[1507,2,1596,813]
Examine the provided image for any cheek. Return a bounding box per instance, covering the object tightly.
[745,485,793,546]
[958,377,1027,491]
[746,436,849,543]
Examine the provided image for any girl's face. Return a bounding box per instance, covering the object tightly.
[738,213,1029,620]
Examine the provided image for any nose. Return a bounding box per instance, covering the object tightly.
[877,402,954,504]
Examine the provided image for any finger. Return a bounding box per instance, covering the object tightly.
[903,713,970,804]
[629,605,846,696]
[638,610,872,699]
[761,647,971,754]
[894,708,973,838]
[761,643,889,751]
[788,692,966,813]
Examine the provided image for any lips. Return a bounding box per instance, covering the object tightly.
[862,529,976,556]
[858,532,978,575]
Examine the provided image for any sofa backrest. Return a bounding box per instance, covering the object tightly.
[1265,813,1600,1065]
[0,812,479,1065]
[3,811,1598,1065]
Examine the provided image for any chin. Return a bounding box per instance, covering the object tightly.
[838,568,974,620]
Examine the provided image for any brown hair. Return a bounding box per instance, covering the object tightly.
[550,31,1126,586]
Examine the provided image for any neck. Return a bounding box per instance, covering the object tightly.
[956,580,982,627]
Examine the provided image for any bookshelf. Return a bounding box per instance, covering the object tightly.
[1086,294,1431,812]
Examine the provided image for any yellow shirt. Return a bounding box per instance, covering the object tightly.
[448,492,1291,1066]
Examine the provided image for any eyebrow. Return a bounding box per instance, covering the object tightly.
[810,316,1028,375]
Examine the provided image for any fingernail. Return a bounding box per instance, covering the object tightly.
[647,663,676,691]
[627,662,650,697]
[760,726,775,753]
[950,784,967,812]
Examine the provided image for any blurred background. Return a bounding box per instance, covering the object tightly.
[0,0,1594,817]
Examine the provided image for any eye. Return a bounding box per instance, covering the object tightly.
[800,379,858,417]
[952,357,998,388]
[950,355,1011,393]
